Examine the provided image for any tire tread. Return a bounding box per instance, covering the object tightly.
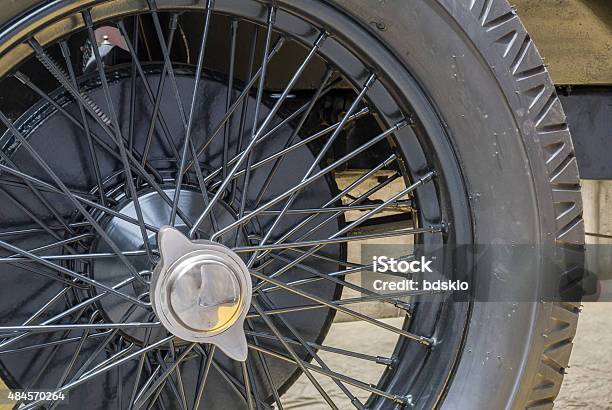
[468,0,583,408]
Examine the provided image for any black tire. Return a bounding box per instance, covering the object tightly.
[0,0,583,409]
[326,0,584,408]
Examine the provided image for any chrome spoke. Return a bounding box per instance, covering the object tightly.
[1,287,72,340]
[251,300,340,410]
[250,270,434,346]
[204,100,366,189]
[4,75,165,183]
[20,336,174,410]
[0,249,150,263]
[133,343,196,409]
[241,361,255,410]
[246,290,425,318]
[2,234,92,260]
[251,171,435,292]
[253,68,336,207]
[0,186,78,254]
[0,332,111,356]
[245,319,284,410]
[256,292,364,408]
[144,3,218,231]
[248,343,408,405]
[128,329,153,409]
[191,345,215,410]
[235,226,441,253]
[0,222,91,239]
[0,277,136,352]
[284,172,404,247]
[190,25,328,237]
[223,19,239,180]
[234,6,278,246]
[127,16,140,159]
[0,322,160,334]
[0,239,148,307]
[248,155,399,264]
[210,121,409,241]
[260,254,419,295]
[82,10,154,262]
[248,200,412,216]
[29,37,201,227]
[229,24,259,204]
[194,344,272,409]
[263,252,411,311]
[248,74,376,266]
[184,37,286,174]
[116,18,181,166]
[0,111,147,284]
[0,129,79,237]
[168,0,214,226]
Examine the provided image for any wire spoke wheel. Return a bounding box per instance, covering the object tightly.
[0,1,583,409]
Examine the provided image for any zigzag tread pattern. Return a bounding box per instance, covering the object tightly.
[468,0,582,408]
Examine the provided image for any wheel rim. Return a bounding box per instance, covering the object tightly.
[0,1,472,409]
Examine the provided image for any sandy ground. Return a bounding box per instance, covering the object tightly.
[555,303,612,409]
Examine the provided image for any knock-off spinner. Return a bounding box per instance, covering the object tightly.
[151,226,252,361]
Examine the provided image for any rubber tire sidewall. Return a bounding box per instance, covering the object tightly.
[324,1,582,409]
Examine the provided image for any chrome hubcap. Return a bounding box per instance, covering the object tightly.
[151,226,252,361]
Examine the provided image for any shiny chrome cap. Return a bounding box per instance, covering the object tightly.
[151,226,251,361]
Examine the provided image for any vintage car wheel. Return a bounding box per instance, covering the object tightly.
[0,0,582,409]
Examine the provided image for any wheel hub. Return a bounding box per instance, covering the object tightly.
[91,186,250,346]
[151,226,252,361]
